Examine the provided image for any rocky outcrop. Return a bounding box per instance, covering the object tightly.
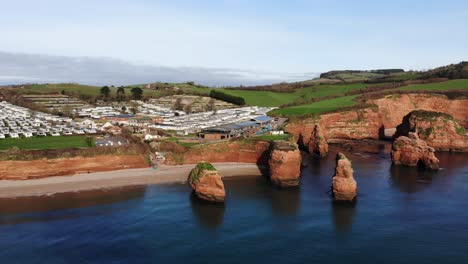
[394,110,468,152]
[308,124,328,157]
[268,141,302,188]
[391,133,439,170]
[188,162,226,203]
[285,108,383,147]
[332,153,357,202]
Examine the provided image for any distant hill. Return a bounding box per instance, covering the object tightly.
[317,69,416,83]
[315,62,468,84]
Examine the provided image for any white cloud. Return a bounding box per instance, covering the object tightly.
[0,51,317,86]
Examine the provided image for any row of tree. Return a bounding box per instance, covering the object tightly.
[209,90,245,105]
[100,86,144,101]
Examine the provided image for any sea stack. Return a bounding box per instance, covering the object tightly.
[391,132,439,170]
[188,162,226,203]
[332,153,357,202]
[268,140,302,188]
[308,124,328,158]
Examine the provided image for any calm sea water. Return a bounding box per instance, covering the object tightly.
[0,145,467,264]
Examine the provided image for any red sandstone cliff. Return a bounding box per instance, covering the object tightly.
[268,141,302,188]
[164,139,271,165]
[370,94,468,128]
[285,94,467,148]
[285,108,383,147]
[391,133,439,170]
[394,110,468,152]
[188,163,226,203]
[332,153,357,202]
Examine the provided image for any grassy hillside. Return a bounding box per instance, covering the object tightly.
[0,136,94,150]
[388,79,468,91]
[270,79,468,116]
[269,96,358,116]
[219,83,367,107]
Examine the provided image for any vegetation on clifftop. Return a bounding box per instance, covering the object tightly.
[272,140,298,151]
[190,162,217,184]
[410,110,454,122]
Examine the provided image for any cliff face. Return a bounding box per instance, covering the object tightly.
[164,140,271,165]
[285,108,383,146]
[394,110,468,152]
[391,133,439,170]
[308,124,328,157]
[188,163,225,203]
[0,155,148,180]
[371,94,468,128]
[268,141,302,188]
[332,153,357,202]
[285,94,467,148]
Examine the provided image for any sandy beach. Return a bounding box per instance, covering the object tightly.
[0,162,263,198]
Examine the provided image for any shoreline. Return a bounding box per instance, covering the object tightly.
[0,162,263,198]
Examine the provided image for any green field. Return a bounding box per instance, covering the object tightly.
[269,79,468,116]
[218,83,367,107]
[0,136,94,150]
[389,79,468,91]
[269,96,358,116]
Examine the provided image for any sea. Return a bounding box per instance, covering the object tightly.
[0,145,467,264]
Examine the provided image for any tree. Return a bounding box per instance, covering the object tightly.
[209,90,245,105]
[117,87,126,101]
[100,86,111,99]
[130,87,143,100]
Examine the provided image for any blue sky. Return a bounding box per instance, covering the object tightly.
[1,0,467,82]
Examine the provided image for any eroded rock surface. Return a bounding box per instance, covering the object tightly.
[332,153,357,202]
[188,162,226,202]
[391,133,439,170]
[268,141,302,188]
[394,110,467,152]
[308,124,329,157]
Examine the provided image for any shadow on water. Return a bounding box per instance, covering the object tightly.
[189,193,225,230]
[389,165,435,193]
[270,186,301,217]
[331,202,356,234]
[0,186,147,225]
[389,151,467,194]
[226,175,302,217]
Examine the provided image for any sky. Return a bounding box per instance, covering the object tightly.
[1,0,467,85]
